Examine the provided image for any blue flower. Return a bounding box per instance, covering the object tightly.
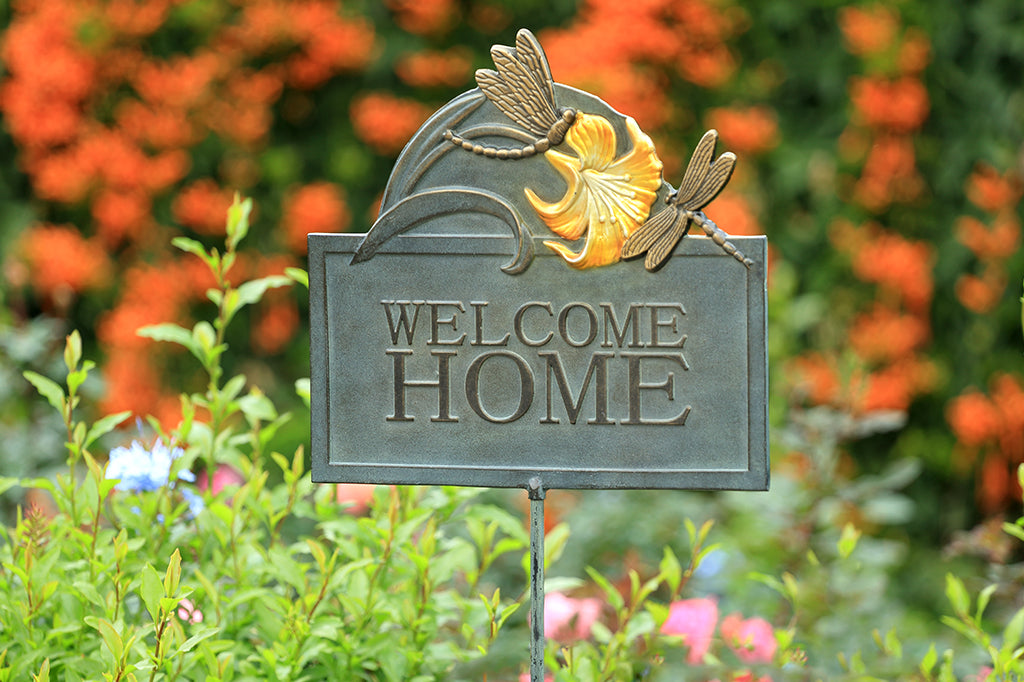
[106,440,203,514]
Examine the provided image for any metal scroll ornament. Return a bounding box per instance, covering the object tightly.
[353,28,752,274]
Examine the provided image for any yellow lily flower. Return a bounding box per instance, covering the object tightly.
[525,112,663,269]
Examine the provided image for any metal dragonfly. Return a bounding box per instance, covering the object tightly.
[621,129,753,270]
[443,29,576,160]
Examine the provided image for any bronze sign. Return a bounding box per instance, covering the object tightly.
[309,29,767,491]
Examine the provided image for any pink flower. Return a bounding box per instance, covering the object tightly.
[335,483,378,514]
[720,613,777,663]
[661,597,718,663]
[968,668,994,682]
[176,598,203,624]
[197,464,244,496]
[544,592,602,642]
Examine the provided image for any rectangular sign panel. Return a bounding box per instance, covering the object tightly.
[309,233,767,490]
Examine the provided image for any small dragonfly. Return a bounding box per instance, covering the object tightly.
[443,29,577,160]
[621,129,753,270]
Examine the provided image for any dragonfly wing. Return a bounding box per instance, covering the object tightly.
[683,152,736,211]
[475,69,547,135]
[644,214,690,271]
[622,205,682,259]
[514,29,556,110]
[675,129,718,207]
[490,47,559,133]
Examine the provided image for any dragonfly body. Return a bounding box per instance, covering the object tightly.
[444,29,577,160]
[622,129,753,270]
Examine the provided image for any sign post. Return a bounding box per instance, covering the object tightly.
[309,29,768,681]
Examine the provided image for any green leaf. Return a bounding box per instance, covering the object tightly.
[919,643,938,675]
[945,573,970,617]
[173,625,221,656]
[226,195,252,252]
[238,392,277,425]
[84,616,124,662]
[23,371,65,413]
[84,411,132,450]
[659,546,682,595]
[286,267,309,288]
[1002,606,1024,657]
[64,330,82,372]
[838,522,861,559]
[138,323,196,352]
[235,275,291,308]
[295,378,311,407]
[173,236,213,264]
[164,548,182,597]
[140,564,164,623]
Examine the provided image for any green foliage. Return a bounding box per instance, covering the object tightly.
[0,208,527,680]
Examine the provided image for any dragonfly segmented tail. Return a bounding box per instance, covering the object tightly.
[622,129,753,270]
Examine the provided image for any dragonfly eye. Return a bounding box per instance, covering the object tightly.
[558,108,577,124]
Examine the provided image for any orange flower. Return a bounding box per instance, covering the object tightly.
[705,106,779,155]
[705,190,762,236]
[133,54,219,109]
[386,0,457,36]
[967,164,1023,213]
[173,180,234,236]
[395,49,472,88]
[839,5,900,57]
[947,390,1000,448]
[898,28,931,74]
[789,353,840,406]
[992,374,1024,460]
[18,224,111,298]
[282,182,351,252]
[92,189,152,245]
[100,350,163,418]
[103,0,170,38]
[849,304,928,363]
[955,268,1007,314]
[854,134,922,210]
[252,299,299,355]
[852,231,934,311]
[850,76,929,132]
[859,356,935,412]
[350,93,431,156]
[955,214,1022,261]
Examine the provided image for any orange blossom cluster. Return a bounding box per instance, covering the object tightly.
[1,0,371,421]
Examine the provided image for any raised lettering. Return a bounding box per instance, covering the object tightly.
[621,352,691,425]
[386,349,458,422]
[649,303,687,348]
[465,351,534,423]
[514,302,554,347]
[539,351,614,425]
[557,302,598,348]
[471,301,511,347]
[600,302,644,348]
[381,300,424,345]
[427,301,467,346]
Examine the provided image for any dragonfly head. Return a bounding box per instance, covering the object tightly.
[557,107,577,125]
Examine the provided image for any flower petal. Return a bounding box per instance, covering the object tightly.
[527,112,663,269]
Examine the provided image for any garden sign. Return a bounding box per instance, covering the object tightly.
[308,29,767,679]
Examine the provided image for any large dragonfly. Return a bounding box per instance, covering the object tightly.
[443,29,576,160]
[621,129,753,270]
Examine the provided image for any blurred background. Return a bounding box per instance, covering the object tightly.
[1,0,1023,673]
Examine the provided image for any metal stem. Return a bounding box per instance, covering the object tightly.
[528,476,546,682]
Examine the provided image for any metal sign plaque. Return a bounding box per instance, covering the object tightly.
[309,233,767,490]
[308,29,767,491]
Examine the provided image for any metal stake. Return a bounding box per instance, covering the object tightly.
[528,476,546,682]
